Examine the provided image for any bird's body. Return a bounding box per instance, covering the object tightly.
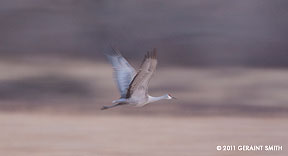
[101,47,175,110]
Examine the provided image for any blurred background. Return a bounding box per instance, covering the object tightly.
[0,0,287,156]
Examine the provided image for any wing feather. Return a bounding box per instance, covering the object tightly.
[105,47,136,98]
[126,48,158,99]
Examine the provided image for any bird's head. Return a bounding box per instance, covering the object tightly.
[166,94,177,100]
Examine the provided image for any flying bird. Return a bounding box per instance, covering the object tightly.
[101,47,176,110]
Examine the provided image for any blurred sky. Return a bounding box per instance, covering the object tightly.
[1,0,288,67]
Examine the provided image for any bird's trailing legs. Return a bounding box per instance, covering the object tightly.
[101,103,127,110]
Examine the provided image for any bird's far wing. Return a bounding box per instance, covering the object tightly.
[126,48,158,100]
[105,47,136,98]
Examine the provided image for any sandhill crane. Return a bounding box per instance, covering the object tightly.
[101,47,176,110]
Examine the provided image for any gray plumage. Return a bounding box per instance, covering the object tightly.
[102,47,176,110]
[105,47,136,98]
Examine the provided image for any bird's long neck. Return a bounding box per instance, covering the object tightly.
[148,95,167,103]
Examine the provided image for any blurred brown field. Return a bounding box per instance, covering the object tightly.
[0,59,288,116]
[0,113,287,156]
[0,59,287,155]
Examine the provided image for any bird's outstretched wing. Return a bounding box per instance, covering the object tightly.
[126,48,158,100]
[105,47,136,98]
